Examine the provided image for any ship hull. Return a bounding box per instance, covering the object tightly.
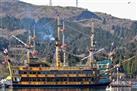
[12,82,110,88]
[11,60,112,88]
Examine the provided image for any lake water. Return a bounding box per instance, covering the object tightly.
[0,87,137,91]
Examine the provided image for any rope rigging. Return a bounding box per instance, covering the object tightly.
[100,56,136,75]
[61,49,84,58]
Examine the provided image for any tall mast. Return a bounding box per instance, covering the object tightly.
[57,16,61,41]
[33,21,36,51]
[55,16,61,69]
[62,21,66,66]
[27,30,31,64]
[3,49,12,78]
[90,22,95,48]
[88,22,95,67]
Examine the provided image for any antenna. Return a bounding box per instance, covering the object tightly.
[49,0,52,6]
[76,0,78,7]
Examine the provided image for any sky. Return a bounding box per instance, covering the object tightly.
[20,0,137,20]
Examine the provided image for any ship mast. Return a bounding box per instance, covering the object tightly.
[27,30,31,64]
[31,21,38,58]
[33,22,36,52]
[3,49,12,78]
[11,35,31,64]
[88,22,96,67]
[55,16,62,69]
[62,21,66,66]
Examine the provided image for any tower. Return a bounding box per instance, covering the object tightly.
[49,0,52,6]
[76,0,78,7]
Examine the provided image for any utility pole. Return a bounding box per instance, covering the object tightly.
[76,0,78,7]
[49,0,52,6]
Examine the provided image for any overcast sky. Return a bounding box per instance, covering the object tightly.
[20,0,137,20]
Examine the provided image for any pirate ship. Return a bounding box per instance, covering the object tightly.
[4,17,112,88]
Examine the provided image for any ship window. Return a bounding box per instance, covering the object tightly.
[51,78,54,82]
[41,71,45,74]
[78,78,82,81]
[103,65,106,68]
[69,78,73,82]
[73,78,77,81]
[41,78,43,81]
[44,71,47,74]
[39,78,45,81]
[37,72,41,74]
[19,71,25,74]
[33,78,36,81]
[29,78,32,81]
[15,70,19,75]
[101,65,103,68]
[38,78,41,81]
[21,77,25,81]
[91,78,95,81]
[45,78,47,81]
[63,78,66,81]
[55,78,59,82]
[13,78,16,81]
[71,71,74,74]
[14,78,17,82]
[34,72,37,74]
[37,78,40,81]
[83,78,86,81]
[24,72,27,74]
[14,77,20,82]
[13,70,15,73]
[47,78,52,82]
[30,71,36,74]
[63,71,67,74]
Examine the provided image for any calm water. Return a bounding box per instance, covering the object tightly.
[0,87,137,91]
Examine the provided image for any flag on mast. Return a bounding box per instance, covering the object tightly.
[3,48,8,55]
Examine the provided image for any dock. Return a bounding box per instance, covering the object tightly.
[110,81,131,87]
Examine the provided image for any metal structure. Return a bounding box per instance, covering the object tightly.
[76,0,78,7]
[49,0,52,6]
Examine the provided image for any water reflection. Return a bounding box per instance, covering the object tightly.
[13,88,93,91]
[1,87,137,91]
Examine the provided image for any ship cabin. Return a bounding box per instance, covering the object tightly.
[12,64,100,86]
